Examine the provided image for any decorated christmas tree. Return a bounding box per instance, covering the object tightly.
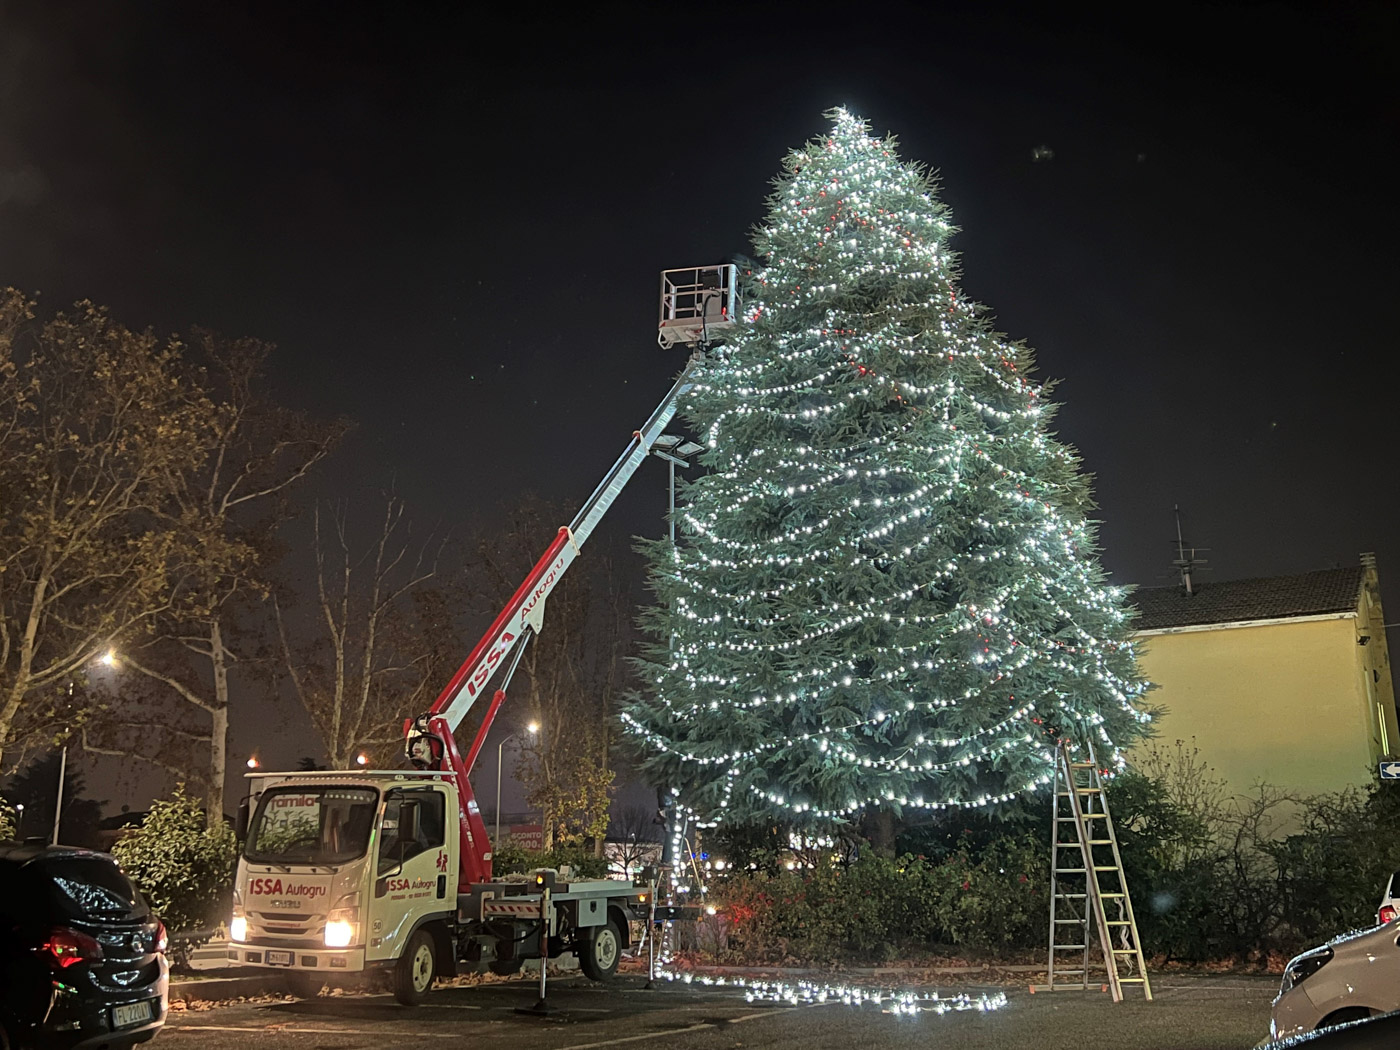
[624,110,1151,833]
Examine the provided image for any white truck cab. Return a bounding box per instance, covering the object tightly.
[229,772,460,1000]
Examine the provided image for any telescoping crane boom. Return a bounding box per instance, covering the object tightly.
[402,264,736,886]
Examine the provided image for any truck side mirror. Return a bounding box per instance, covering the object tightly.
[235,797,251,842]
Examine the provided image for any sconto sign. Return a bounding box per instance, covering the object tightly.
[508,824,544,850]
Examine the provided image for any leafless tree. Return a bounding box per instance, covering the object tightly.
[477,495,631,851]
[277,495,456,769]
[606,803,663,878]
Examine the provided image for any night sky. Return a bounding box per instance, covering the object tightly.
[2,2,1397,807]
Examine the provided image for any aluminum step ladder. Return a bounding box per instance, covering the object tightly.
[1034,737,1152,1001]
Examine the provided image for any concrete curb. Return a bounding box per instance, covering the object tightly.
[169,974,296,1001]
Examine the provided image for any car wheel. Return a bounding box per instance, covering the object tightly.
[1318,1006,1371,1028]
[393,930,436,1005]
[579,920,621,981]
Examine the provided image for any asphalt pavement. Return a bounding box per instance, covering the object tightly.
[161,971,1279,1050]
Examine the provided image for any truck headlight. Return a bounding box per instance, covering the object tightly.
[230,916,248,943]
[324,920,354,948]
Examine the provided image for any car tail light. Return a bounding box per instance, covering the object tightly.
[1380,905,1396,925]
[154,920,169,954]
[40,927,104,969]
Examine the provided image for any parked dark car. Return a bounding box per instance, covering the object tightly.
[0,844,167,1049]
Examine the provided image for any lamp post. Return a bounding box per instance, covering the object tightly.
[495,721,539,849]
[54,649,120,845]
[650,435,705,547]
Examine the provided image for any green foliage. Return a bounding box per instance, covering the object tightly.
[710,843,1047,965]
[1264,785,1400,946]
[111,785,237,931]
[0,794,14,840]
[491,841,608,880]
[702,744,1400,966]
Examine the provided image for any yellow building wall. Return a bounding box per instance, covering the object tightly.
[1132,616,1380,799]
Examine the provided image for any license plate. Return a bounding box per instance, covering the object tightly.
[266,950,293,966]
[112,1000,153,1029]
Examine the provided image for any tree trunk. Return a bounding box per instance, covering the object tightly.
[208,705,228,828]
[207,620,230,829]
[863,805,897,855]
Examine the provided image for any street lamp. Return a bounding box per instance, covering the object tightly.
[495,722,540,850]
[651,435,705,547]
[246,756,260,770]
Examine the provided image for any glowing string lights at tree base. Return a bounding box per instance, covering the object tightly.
[655,968,1009,1016]
[652,807,1009,1021]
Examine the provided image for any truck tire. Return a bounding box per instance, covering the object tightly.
[393,929,436,1005]
[579,919,621,981]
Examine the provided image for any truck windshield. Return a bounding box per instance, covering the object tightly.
[245,786,379,865]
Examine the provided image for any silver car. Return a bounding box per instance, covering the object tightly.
[1272,923,1400,1040]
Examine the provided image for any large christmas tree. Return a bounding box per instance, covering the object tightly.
[624,110,1150,831]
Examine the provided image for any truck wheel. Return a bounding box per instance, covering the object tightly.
[580,919,621,981]
[393,930,436,1005]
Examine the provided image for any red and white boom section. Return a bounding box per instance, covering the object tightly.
[403,350,709,885]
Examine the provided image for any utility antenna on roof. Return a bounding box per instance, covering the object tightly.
[1172,505,1209,596]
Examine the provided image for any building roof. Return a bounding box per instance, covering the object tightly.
[1131,566,1364,631]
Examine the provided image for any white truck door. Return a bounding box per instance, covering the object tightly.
[366,785,453,964]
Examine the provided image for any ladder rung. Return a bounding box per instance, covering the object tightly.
[1057,893,1087,898]
[1069,761,1097,768]
[1050,968,1088,974]
[1111,948,1140,954]
[1054,945,1088,951]
[1100,893,1126,898]
[1054,868,1086,874]
[1088,839,1113,845]
[1104,920,1132,925]
[1093,865,1120,871]
[1118,977,1148,983]
[1075,788,1101,794]
[1054,918,1085,924]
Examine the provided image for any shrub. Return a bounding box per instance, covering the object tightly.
[111,786,237,932]
[492,841,608,880]
[0,795,14,840]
